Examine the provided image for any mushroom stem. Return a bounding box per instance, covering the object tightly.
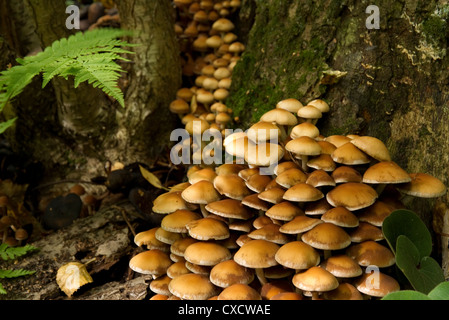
[255,268,267,286]
[279,125,288,143]
[323,250,331,260]
[375,183,386,196]
[200,204,209,218]
[300,155,309,173]
[311,291,320,300]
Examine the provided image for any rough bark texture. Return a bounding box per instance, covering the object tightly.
[229,0,449,228]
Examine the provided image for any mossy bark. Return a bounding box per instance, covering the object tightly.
[230,0,449,229]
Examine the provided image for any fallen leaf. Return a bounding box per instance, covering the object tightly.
[139,165,169,191]
[56,262,93,297]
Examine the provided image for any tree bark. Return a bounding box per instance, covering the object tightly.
[230,0,449,228]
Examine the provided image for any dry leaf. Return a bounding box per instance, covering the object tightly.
[56,262,93,297]
[139,165,169,191]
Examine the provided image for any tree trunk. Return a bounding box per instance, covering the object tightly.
[230,0,449,228]
[0,0,181,184]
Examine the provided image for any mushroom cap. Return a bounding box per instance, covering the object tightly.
[258,187,286,204]
[346,240,396,267]
[354,271,400,297]
[152,191,190,214]
[134,228,164,248]
[161,210,201,233]
[275,168,307,188]
[307,99,330,113]
[331,166,362,183]
[247,121,281,143]
[244,142,285,167]
[285,136,322,156]
[241,193,270,211]
[283,183,324,202]
[188,167,217,184]
[234,239,280,269]
[186,217,230,240]
[326,182,378,211]
[349,222,385,242]
[307,154,337,172]
[170,237,198,257]
[358,200,394,227]
[323,283,364,300]
[210,260,254,288]
[169,99,190,114]
[168,273,219,300]
[350,136,391,161]
[275,241,320,270]
[279,215,323,235]
[248,223,290,244]
[266,201,304,221]
[245,173,272,193]
[363,161,411,184]
[149,275,172,296]
[396,172,447,198]
[331,142,371,165]
[212,18,235,32]
[224,135,253,158]
[320,255,362,278]
[274,161,300,175]
[301,223,351,250]
[306,169,336,188]
[213,175,252,200]
[129,249,172,275]
[321,206,359,228]
[297,105,323,120]
[155,227,183,245]
[181,180,221,204]
[276,98,304,113]
[260,108,298,126]
[325,135,351,148]
[270,292,304,300]
[184,241,232,266]
[290,122,320,139]
[166,261,191,279]
[205,198,253,220]
[292,266,339,292]
[217,283,262,300]
[185,118,210,135]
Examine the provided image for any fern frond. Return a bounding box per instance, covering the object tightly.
[0,28,135,112]
[0,243,38,261]
[0,269,36,279]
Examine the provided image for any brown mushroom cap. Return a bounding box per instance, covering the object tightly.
[349,222,385,242]
[396,173,447,198]
[354,271,400,297]
[331,142,371,165]
[217,283,262,300]
[283,183,324,202]
[326,182,378,211]
[362,161,411,184]
[258,187,286,204]
[290,122,320,139]
[266,201,304,222]
[244,142,285,167]
[275,168,307,188]
[285,136,322,157]
[350,136,391,161]
[184,241,232,266]
[320,255,362,278]
[323,283,364,300]
[205,198,253,220]
[275,241,320,270]
[279,215,323,235]
[152,191,190,214]
[297,105,322,121]
[292,266,339,293]
[346,240,396,268]
[260,108,298,126]
[276,98,304,113]
[248,223,290,244]
[129,249,172,276]
[234,239,280,269]
[307,99,330,113]
[170,237,198,257]
[331,166,362,184]
[213,174,252,200]
[149,275,172,296]
[247,121,281,143]
[210,259,254,288]
[306,169,336,188]
[181,180,221,204]
[168,273,219,300]
[186,217,230,240]
[301,223,351,251]
[167,260,191,279]
[321,206,359,228]
[161,210,202,233]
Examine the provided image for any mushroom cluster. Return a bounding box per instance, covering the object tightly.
[0,196,29,246]
[130,95,447,300]
[169,0,243,155]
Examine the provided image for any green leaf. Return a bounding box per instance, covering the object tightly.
[0,269,36,279]
[382,209,432,258]
[382,290,431,300]
[0,117,16,134]
[395,235,445,294]
[427,281,449,300]
[0,243,38,261]
[0,282,6,294]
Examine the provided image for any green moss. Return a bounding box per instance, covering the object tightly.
[421,15,447,46]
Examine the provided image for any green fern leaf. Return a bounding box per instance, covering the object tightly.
[0,269,36,279]
[0,243,38,261]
